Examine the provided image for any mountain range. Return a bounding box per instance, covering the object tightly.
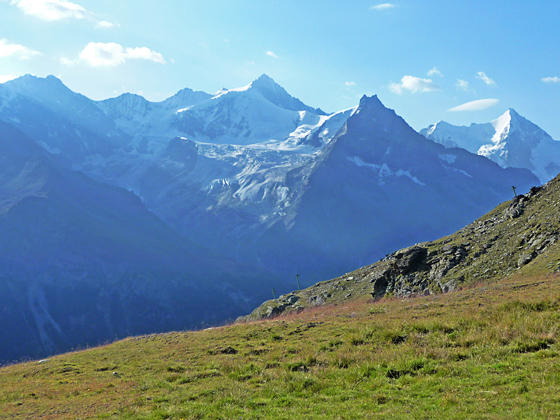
[421,109,560,183]
[0,73,547,363]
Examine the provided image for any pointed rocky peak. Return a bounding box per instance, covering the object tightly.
[357,94,383,109]
[354,94,400,117]
[493,108,529,127]
[491,108,533,141]
[327,93,426,157]
[244,74,326,115]
[348,94,408,133]
[249,73,283,91]
[507,107,521,118]
[491,108,552,146]
[504,108,537,130]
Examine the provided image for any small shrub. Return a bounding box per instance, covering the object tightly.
[287,361,309,372]
[384,332,407,344]
[334,357,352,369]
[350,337,365,346]
[220,346,238,354]
[513,339,553,353]
[167,365,186,373]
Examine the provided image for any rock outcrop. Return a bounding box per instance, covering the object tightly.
[242,175,560,321]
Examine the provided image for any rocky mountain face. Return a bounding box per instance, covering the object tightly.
[421,109,560,183]
[243,175,560,321]
[0,74,547,362]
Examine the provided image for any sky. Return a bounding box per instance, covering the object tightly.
[1,0,560,137]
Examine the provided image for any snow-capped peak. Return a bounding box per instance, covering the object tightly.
[490,109,513,144]
[423,108,560,182]
[210,74,326,115]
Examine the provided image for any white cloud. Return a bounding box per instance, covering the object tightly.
[11,0,118,28]
[0,74,18,83]
[455,79,469,90]
[265,50,278,59]
[476,71,496,86]
[389,75,439,94]
[370,3,395,10]
[76,42,166,67]
[344,81,356,87]
[427,67,443,77]
[124,46,165,63]
[541,76,560,84]
[0,38,40,59]
[11,0,86,21]
[96,20,117,29]
[448,98,499,112]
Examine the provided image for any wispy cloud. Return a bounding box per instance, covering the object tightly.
[448,98,499,112]
[427,67,443,77]
[370,3,395,10]
[10,0,117,27]
[344,81,356,87]
[11,0,87,21]
[456,79,469,90]
[0,74,18,83]
[96,20,117,29]
[0,38,40,59]
[541,76,560,84]
[389,75,439,94]
[65,42,166,67]
[265,50,278,59]
[476,71,496,86]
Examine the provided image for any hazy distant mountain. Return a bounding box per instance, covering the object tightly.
[0,75,125,163]
[0,122,270,364]
[421,109,560,183]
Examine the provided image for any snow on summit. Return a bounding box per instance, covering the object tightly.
[421,109,560,183]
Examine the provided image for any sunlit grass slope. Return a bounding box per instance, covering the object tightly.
[1,273,559,419]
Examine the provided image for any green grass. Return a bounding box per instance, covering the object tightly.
[1,273,560,419]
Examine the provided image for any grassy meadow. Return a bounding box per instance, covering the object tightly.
[1,273,559,419]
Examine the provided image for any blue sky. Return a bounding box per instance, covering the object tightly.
[1,0,560,136]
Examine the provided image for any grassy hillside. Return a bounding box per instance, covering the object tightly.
[1,272,560,419]
[245,176,560,321]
